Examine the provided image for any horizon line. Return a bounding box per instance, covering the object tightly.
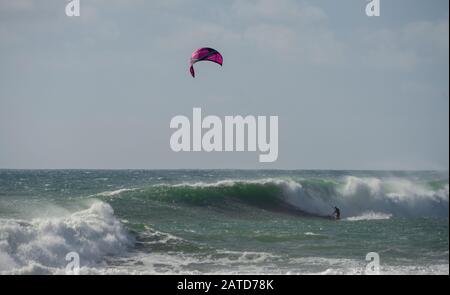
[0,168,448,172]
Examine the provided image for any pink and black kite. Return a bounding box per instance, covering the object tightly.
[189,47,223,78]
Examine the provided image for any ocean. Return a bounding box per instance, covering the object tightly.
[0,170,448,275]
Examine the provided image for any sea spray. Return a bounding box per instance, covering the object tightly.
[0,201,133,274]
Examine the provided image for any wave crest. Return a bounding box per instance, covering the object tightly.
[0,201,134,274]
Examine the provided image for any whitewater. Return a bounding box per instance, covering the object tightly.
[0,170,448,275]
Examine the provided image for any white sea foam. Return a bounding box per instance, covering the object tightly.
[283,176,449,218]
[0,201,133,274]
[50,252,448,275]
[171,178,302,191]
[94,188,136,197]
[304,232,320,236]
[346,211,392,221]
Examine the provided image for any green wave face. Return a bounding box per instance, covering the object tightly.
[117,182,286,209]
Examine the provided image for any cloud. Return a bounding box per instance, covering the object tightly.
[231,0,326,24]
[357,19,449,70]
[0,0,35,12]
[244,24,296,55]
[403,20,449,64]
[157,0,344,66]
[157,21,241,52]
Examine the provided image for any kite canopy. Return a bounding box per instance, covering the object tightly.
[189,47,223,78]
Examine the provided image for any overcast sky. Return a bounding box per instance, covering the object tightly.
[0,0,448,169]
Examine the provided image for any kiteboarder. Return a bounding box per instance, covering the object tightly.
[333,206,341,220]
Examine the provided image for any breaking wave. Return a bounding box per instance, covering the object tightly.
[104,176,449,218]
[0,201,134,274]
